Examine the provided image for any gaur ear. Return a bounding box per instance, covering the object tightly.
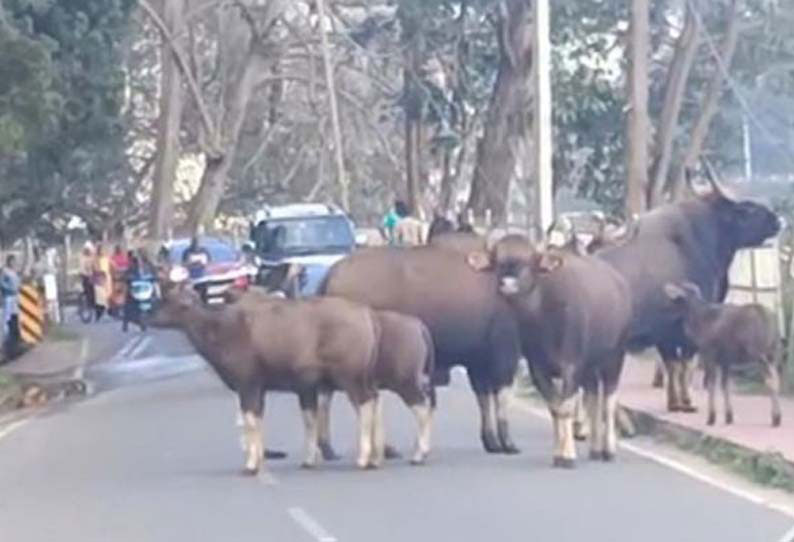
[532,252,563,273]
[663,283,687,301]
[466,251,492,271]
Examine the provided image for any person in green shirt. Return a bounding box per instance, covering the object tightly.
[381,200,408,245]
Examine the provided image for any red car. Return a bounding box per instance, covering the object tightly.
[167,237,255,304]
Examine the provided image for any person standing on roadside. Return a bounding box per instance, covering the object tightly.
[182,236,211,279]
[110,245,130,275]
[380,201,401,245]
[93,244,112,322]
[79,243,96,318]
[393,200,424,246]
[1,255,22,359]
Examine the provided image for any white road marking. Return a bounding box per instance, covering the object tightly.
[515,400,794,519]
[111,336,140,363]
[777,522,794,542]
[126,335,152,360]
[0,420,28,443]
[288,507,338,542]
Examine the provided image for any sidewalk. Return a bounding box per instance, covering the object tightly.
[620,354,794,465]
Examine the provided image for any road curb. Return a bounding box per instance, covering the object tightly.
[621,404,794,493]
[0,334,92,420]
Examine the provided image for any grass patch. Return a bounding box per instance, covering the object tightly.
[631,410,794,493]
[0,371,22,412]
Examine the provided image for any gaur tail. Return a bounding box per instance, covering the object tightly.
[420,324,437,409]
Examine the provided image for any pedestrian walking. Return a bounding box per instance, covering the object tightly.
[1,254,22,360]
[380,201,401,245]
[393,200,424,246]
[42,247,60,325]
[93,244,112,322]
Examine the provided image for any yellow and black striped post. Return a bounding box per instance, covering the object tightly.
[18,283,44,345]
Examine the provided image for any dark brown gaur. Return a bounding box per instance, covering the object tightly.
[320,244,522,457]
[664,282,783,427]
[427,230,488,255]
[598,167,780,414]
[469,235,632,468]
[148,282,382,474]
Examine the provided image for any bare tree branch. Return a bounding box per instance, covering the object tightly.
[139,0,220,155]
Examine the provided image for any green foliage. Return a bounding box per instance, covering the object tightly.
[0,0,134,244]
[0,19,55,153]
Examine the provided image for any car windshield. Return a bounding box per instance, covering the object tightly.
[169,238,239,263]
[255,216,354,255]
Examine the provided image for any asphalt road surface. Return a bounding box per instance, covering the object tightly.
[1,328,792,542]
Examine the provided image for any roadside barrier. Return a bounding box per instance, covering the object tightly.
[18,283,44,345]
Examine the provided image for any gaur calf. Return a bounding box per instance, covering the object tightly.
[664,282,783,427]
[149,282,382,474]
[342,310,435,465]
[469,235,632,467]
[232,287,436,465]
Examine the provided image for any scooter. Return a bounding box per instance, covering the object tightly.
[123,274,157,332]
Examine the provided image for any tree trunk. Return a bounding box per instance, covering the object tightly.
[648,4,700,207]
[625,0,651,215]
[467,0,533,224]
[405,115,422,214]
[669,0,740,200]
[148,0,185,240]
[186,50,266,232]
[438,147,455,215]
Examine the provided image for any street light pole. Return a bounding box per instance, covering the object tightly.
[532,0,553,240]
[315,0,349,211]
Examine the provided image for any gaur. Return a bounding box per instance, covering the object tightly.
[148,281,382,474]
[664,282,782,427]
[232,287,436,465]
[597,171,779,413]
[469,235,632,467]
[320,244,523,457]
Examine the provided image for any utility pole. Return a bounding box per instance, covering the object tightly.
[742,113,753,181]
[315,0,349,211]
[532,0,553,239]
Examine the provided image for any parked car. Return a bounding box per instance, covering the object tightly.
[250,203,364,296]
[167,237,254,304]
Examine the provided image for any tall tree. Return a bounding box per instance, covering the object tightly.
[467,0,533,223]
[0,0,135,244]
[648,2,700,206]
[148,0,186,240]
[669,0,741,199]
[625,0,650,215]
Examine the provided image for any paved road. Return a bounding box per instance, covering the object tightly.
[1,329,792,542]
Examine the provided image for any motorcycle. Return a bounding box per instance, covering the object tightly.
[123,273,157,332]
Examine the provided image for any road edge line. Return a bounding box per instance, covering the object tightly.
[287,507,338,542]
[0,420,28,443]
[514,398,794,520]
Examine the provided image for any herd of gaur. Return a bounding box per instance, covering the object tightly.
[148,170,784,475]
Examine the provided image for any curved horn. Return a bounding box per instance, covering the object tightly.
[700,157,732,199]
